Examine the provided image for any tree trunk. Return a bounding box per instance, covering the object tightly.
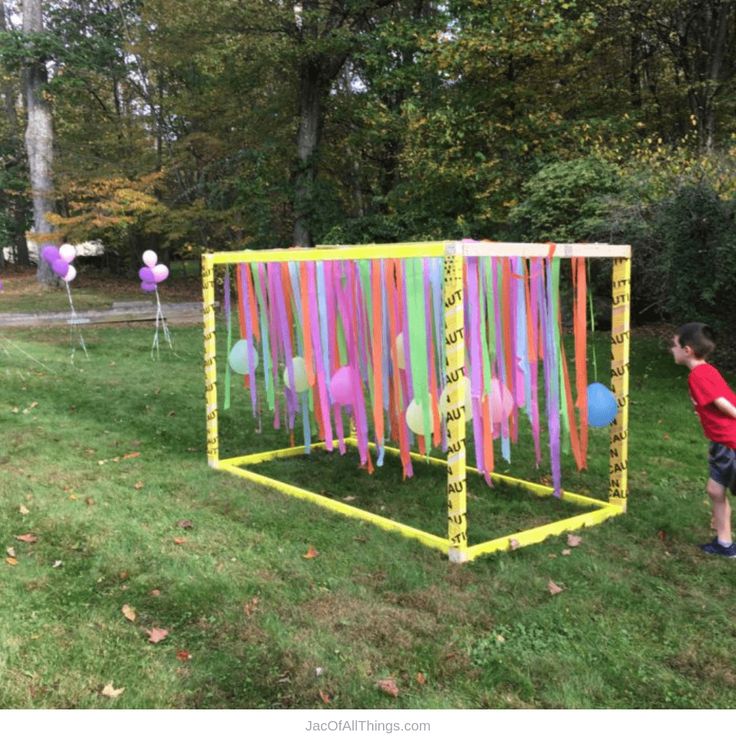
[1,0,30,267]
[22,0,56,283]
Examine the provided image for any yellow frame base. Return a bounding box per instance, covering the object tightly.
[214,442,624,562]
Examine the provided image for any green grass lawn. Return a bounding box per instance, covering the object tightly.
[1,318,734,709]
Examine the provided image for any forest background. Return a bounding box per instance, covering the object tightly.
[1,0,735,351]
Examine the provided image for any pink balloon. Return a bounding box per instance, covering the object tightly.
[330,366,356,405]
[142,250,158,268]
[140,281,157,292]
[139,266,155,282]
[59,244,76,263]
[52,258,69,278]
[490,378,514,424]
[152,264,169,283]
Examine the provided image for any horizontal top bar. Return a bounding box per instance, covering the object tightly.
[206,241,630,265]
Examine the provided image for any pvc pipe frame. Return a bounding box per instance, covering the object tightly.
[202,241,631,562]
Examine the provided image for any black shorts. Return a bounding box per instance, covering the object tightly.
[708,442,736,493]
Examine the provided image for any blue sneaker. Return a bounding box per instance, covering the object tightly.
[700,538,736,557]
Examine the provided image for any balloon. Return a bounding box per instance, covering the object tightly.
[490,378,514,424]
[406,397,435,435]
[41,245,60,264]
[141,281,157,292]
[439,377,473,421]
[395,333,406,370]
[52,258,69,278]
[139,266,155,283]
[62,265,77,283]
[59,244,76,264]
[330,366,356,405]
[152,264,169,283]
[587,382,618,427]
[142,250,158,268]
[228,339,259,375]
[283,356,310,393]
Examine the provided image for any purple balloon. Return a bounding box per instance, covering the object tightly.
[41,245,60,264]
[140,281,157,292]
[139,266,155,283]
[52,258,69,278]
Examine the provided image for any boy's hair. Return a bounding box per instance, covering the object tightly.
[675,322,716,359]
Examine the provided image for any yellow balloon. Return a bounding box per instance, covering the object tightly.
[283,356,310,393]
[439,377,473,421]
[405,397,435,435]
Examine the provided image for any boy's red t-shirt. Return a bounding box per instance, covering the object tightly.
[688,363,736,448]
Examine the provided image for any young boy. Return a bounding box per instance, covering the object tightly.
[671,323,736,557]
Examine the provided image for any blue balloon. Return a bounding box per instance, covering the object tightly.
[586,382,618,427]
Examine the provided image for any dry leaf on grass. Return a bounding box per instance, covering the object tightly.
[376,678,399,698]
[509,538,520,551]
[243,597,260,617]
[52,560,63,568]
[176,650,191,662]
[122,452,141,460]
[303,546,319,559]
[133,481,144,491]
[6,547,15,558]
[561,549,572,556]
[15,533,37,543]
[318,690,331,704]
[173,538,187,545]
[101,682,125,699]
[121,604,136,622]
[5,557,18,566]
[547,580,564,595]
[566,534,582,548]
[416,672,427,685]
[150,589,161,597]
[176,519,194,529]
[147,627,169,644]
[19,505,29,515]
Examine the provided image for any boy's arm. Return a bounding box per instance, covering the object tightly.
[714,397,736,419]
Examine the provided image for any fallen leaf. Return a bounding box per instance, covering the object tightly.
[5,557,18,566]
[176,650,191,662]
[318,690,331,704]
[173,537,187,545]
[101,682,125,699]
[119,571,129,580]
[147,627,169,644]
[176,519,194,529]
[15,533,38,544]
[509,538,520,551]
[85,497,95,506]
[566,534,582,548]
[561,548,572,556]
[657,530,667,541]
[547,580,564,595]
[416,672,426,685]
[150,589,161,597]
[19,504,29,515]
[167,411,176,417]
[29,401,38,409]
[52,560,63,568]
[6,547,15,558]
[303,546,319,559]
[133,481,144,491]
[343,496,356,501]
[121,604,136,622]
[376,678,399,698]
[122,452,141,460]
[315,667,324,677]
[243,596,260,616]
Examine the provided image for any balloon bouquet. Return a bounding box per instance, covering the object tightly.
[138,250,173,358]
[41,244,88,362]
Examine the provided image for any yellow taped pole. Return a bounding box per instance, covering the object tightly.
[202,254,219,468]
[609,256,631,509]
[443,243,468,562]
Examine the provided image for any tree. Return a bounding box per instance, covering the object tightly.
[22,0,55,282]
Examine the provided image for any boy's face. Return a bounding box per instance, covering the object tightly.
[670,335,691,365]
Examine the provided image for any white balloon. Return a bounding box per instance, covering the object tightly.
[406,397,435,435]
[439,377,473,421]
[62,265,77,283]
[395,333,406,370]
[283,356,310,393]
[152,264,169,283]
[59,244,76,264]
[228,339,259,374]
[142,250,158,268]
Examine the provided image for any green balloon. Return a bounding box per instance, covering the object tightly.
[228,339,259,375]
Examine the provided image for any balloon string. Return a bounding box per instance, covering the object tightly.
[151,286,174,360]
[65,280,88,364]
[587,260,598,383]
